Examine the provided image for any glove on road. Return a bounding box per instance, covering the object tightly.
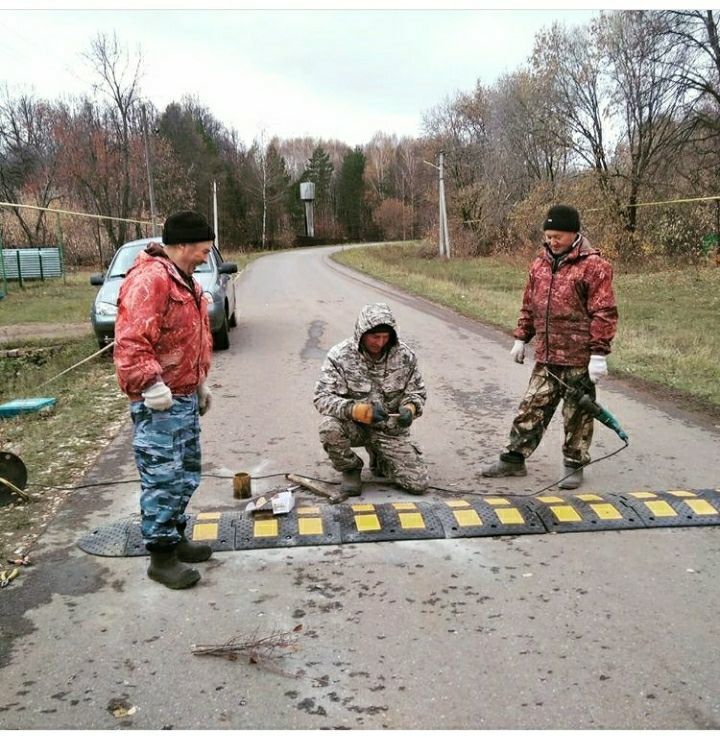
[588,354,608,384]
[351,402,389,425]
[510,340,526,364]
[397,405,415,428]
[142,381,173,411]
[197,382,212,416]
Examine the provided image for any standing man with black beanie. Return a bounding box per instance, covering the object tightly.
[114,210,215,589]
[482,205,618,489]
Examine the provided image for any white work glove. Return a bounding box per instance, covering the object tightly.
[197,382,212,416]
[588,354,608,384]
[510,340,526,364]
[142,381,173,411]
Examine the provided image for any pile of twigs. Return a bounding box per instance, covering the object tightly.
[191,624,303,677]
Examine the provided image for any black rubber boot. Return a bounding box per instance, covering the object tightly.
[558,464,584,490]
[146,545,201,589]
[341,468,362,496]
[176,521,213,563]
[481,454,527,477]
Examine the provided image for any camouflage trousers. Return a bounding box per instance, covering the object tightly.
[504,363,596,466]
[130,395,201,547]
[319,416,429,494]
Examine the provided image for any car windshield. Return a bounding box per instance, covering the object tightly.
[107,243,215,278]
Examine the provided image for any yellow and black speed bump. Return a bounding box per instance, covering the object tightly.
[334,501,444,544]
[233,504,342,549]
[529,493,642,533]
[619,489,720,528]
[433,496,544,538]
[77,488,720,556]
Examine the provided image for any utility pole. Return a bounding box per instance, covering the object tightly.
[424,152,451,258]
[140,103,159,237]
[213,180,220,249]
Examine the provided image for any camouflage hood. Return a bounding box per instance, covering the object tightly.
[353,303,399,352]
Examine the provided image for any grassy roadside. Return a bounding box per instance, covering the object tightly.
[333,242,720,412]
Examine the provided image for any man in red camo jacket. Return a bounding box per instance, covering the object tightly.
[114,210,214,589]
[482,205,619,490]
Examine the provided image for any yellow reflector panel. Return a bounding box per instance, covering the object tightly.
[550,505,582,522]
[192,523,218,540]
[590,503,622,520]
[496,508,524,525]
[685,499,718,516]
[355,514,381,532]
[629,492,657,499]
[297,506,321,515]
[196,512,221,520]
[298,518,324,536]
[575,494,603,502]
[254,519,279,537]
[484,497,510,505]
[645,501,676,517]
[445,500,470,508]
[453,509,482,527]
[399,512,425,529]
[392,502,418,511]
[538,496,564,503]
[667,490,696,498]
[352,504,376,512]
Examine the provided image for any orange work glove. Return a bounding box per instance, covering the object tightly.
[350,402,389,425]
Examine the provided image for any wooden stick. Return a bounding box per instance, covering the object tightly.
[286,473,345,503]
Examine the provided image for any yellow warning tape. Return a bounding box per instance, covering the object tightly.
[585,194,720,213]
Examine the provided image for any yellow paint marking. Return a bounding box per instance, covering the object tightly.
[355,514,381,532]
[196,512,221,520]
[192,523,218,540]
[537,496,564,503]
[576,494,603,502]
[496,508,524,525]
[392,502,418,511]
[297,506,321,515]
[254,519,279,537]
[684,499,718,516]
[445,500,470,508]
[351,504,376,512]
[645,501,677,517]
[667,490,696,498]
[484,497,510,505]
[453,509,482,527]
[550,505,582,523]
[298,518,324,536]
[399,512,425,529]
[590,503,622,520]
[629,492,657,499]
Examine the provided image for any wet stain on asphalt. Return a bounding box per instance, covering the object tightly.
[301,320,329,361]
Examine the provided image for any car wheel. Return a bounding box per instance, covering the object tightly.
[228,308,237,328]
[213,315,230,351]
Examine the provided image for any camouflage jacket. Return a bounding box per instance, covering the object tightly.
[114,244,212,400]
[313,303,426,432]
[513,235,618,366]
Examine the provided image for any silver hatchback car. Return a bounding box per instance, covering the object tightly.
[90,237,238,350]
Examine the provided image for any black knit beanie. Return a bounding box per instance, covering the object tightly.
[543,205,580,233]
[162,210,215,245]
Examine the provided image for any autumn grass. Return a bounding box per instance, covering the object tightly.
[334,242,720,412]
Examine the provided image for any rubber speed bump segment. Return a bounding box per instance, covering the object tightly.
[619,489,720,528]
[233,505,342,549]
[433,497,543,538]
[529,493,643,533]
[334,501,444,544]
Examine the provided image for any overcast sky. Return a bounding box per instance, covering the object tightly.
[1,6,601,147]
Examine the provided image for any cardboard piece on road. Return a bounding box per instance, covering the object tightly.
[245,489,296,515]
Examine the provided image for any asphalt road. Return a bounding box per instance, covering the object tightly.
[2,245,719,729]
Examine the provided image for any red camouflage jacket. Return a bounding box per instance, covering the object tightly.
[513,235,618,366]
[114,244,212,400]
